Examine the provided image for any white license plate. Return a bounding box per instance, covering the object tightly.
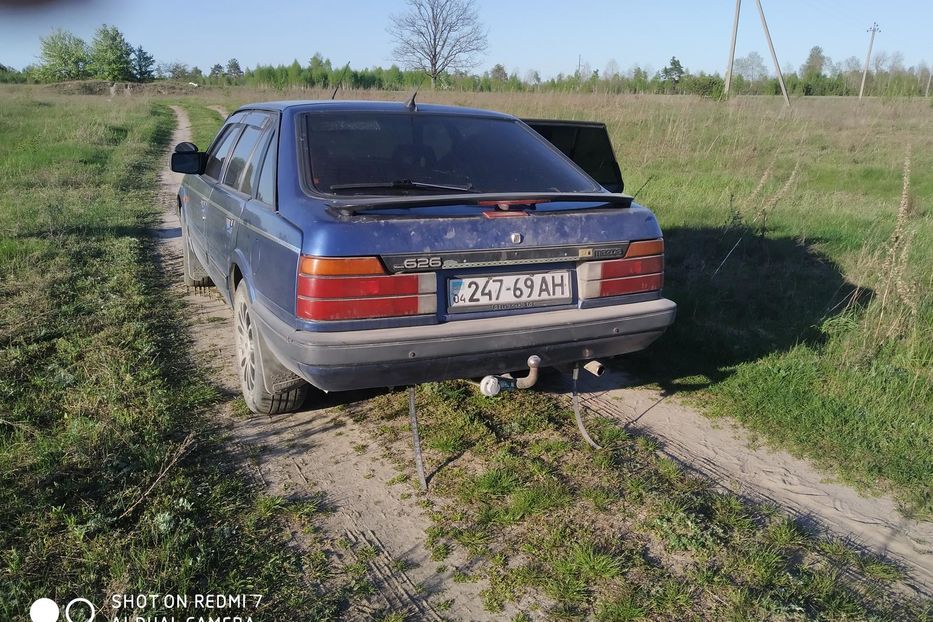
[448,271,571,311]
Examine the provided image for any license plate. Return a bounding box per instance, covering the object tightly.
[448,271,571,312]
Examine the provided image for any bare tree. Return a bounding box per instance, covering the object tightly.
[603,59,621,80]
[734,51,767,81]
[389,0,488,88]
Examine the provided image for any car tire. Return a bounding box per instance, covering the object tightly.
[233,281,308,414]
[180,209,213,288]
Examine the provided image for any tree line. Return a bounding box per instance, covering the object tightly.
[3,23,930,99]
[1,25,156,83]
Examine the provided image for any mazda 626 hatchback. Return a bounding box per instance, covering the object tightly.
[171,100,676,414]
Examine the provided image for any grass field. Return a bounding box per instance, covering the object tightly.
[1,84,930,619]
[357,383,927,620]
[178,86,932,517]
[0,89,366,619]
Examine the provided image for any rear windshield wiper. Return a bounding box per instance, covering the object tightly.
[329,179,476,193]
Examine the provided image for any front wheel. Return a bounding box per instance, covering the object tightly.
[233,282,308,414]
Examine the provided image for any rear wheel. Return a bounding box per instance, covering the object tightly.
[180,208,212,288]
[233,282,308,414]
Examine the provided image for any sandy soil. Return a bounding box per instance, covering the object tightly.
[208,105,229,119]
[156,106,509,620]
[559,369,932,597]
[155,105,931,615]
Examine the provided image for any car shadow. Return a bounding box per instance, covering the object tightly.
[579,224,872,395]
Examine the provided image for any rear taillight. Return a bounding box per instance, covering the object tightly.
[577,239,665,299]
[296,256,436,321]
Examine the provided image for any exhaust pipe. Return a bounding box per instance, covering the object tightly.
[583,360,605,377]
[478,355,542,396]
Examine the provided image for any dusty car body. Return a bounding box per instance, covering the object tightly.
[171,100,676,413]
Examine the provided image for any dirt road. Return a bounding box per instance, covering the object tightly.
[154,105,931,614]
[156,105,509,620]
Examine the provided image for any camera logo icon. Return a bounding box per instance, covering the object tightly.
[30,598,96,622]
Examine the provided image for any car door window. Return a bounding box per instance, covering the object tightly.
[256,131,277,206]
[241,129,272,196]
[204,125,243,180]
[222,126,263,190]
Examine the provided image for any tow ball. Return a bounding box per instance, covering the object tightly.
[406,356,605,491]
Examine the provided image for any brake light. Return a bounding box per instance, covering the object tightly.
[478,199,549,208]
[596,273,664,297]
[296,255,436,321]
[577,239,664,299]
[482,210,529,218]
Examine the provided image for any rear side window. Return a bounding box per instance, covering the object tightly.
[204,125,242,180]
[222,126,263,189]
[256,131,277,205]
[240,125,276,195]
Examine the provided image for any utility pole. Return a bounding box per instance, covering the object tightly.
[925,71,931,97]
[724,0,742,96]
[859,23,880,100]
[754,0,790,107]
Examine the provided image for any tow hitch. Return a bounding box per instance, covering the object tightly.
[406,357,605,490]
[478,355,542,396]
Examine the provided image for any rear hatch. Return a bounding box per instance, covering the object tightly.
[523,119,624,193]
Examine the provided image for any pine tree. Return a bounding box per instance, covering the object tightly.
[661,57,685,84]
[225,58,243,80]
[131,45,155,82]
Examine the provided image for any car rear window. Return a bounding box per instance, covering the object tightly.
[302,112,600,195]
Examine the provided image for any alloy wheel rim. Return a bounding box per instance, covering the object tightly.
[235,299,257,392]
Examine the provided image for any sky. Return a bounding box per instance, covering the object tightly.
[1,0,930,78]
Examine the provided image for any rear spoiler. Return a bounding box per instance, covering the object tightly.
[523,119,624,193]
[327,192,633,216]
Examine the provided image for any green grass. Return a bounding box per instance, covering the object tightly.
[7,84,925,617]
[176,100,225,149]
[0,87,364,618]
[362,382,929,620]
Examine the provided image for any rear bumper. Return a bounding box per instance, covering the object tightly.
[254,298,676,392]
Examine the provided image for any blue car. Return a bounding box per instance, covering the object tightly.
[171,100,676,414]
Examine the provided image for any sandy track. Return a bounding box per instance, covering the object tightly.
[559,369,932,596]
[156,106,508,620]
[208,105,229,119]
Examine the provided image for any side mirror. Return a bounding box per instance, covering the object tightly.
[171,151,207,174]
[175,141,199,153]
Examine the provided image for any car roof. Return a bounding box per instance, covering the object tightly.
[234,99,516,120]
